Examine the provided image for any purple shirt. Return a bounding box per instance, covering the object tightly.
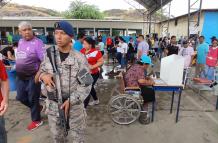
[16,37,44,78]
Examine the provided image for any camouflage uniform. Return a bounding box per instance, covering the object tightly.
[40,46,91,143]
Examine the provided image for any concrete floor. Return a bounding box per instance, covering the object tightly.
[5,60,218,143]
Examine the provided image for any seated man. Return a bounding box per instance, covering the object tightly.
[124,54,155,124]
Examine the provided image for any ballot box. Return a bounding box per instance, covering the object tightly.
[160,54,185,86]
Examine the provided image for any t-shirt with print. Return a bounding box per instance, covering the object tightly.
[124,64,145,87]
[0,60,8,104]
[197,42,209,64]
[16,37,44,78]
[116,42,122,53]
[179,46,195,68]
[80,48,102,74]
[120,43,128,54]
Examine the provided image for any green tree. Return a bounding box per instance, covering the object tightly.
[64,0,104,19]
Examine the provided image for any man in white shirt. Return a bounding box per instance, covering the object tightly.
[137,35,149,59]
[178,40,195,69]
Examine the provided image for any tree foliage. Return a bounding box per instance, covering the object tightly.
[64,0,104,19]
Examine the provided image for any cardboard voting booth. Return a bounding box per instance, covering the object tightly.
[160,54,185,86]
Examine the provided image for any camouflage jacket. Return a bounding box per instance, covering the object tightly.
[40,46,91,112]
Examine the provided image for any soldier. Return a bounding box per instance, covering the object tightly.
[39,21,91,143]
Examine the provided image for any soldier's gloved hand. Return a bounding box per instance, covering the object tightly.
[61,99,70,119]
[41,73,55,88]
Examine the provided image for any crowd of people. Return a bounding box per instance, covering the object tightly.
[0,20,218,143]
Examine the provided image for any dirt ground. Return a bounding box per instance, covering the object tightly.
[4,62,218,143]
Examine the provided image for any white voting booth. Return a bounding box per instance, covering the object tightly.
[159,54,185,86]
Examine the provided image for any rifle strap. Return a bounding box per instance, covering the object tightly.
[66,65,71,130]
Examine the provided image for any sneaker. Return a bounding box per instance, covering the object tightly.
[39,105,44,113]
[116,65,121,68]
[88,100,100,106]
[27,121,43,131]
[139,112,150,125]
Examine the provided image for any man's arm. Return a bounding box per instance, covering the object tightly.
[178,47,184,56]
[39,52,55,87]
[7,51,15,61]
[138,77,155,86]
[34,40,46,83]
[165,45,169,56]
[189,48,195,67]
[0,63,9,116]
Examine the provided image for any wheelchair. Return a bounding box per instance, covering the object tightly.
[108,72,155,125]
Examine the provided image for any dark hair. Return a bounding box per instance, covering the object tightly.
[77,32,86,40]
[98,38,102,42]
[212,38,218,43]
[139,35,145,39]
[84,37,95,48]
[171,35,176,39]
[13,42,18,47]
[119,36,126,43]
[136,61,144,65]
[199,35,205,39]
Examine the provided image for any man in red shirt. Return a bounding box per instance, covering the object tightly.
[0,60,9,143]
[106,36,113,61]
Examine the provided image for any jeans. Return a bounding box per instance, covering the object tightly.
[84,72,100,108]
[201,65,215,80]
[140,85,156,103]
[195,64,205,78]
[116,52,122,65]
[16,77,41,121]
[121,55,127,68]
[0,116,7,143]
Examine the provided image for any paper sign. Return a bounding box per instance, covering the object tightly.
[160,54,185,85]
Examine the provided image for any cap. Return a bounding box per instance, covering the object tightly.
[140,55,152,65]
[211,36,217,40]
[54,21,74,37]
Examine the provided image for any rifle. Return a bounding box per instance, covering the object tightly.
[46,46,69,137]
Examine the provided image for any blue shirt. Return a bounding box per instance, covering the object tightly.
[197,42,209,64]
[73,40,83,51]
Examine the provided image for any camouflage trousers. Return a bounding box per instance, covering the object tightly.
[46,100,87,143]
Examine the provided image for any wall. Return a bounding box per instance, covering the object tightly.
[201,11,218,44]
[157,12,205,38]
[0,18,160,35]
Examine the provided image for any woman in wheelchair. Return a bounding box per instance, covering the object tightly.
[124,54,155,124]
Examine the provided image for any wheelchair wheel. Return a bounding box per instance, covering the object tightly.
[108,95,141,125]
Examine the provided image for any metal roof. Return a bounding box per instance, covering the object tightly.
[135,0,172,15]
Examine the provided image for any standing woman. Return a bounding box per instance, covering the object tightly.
[202,38,218,80]
[81,37,104,107]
